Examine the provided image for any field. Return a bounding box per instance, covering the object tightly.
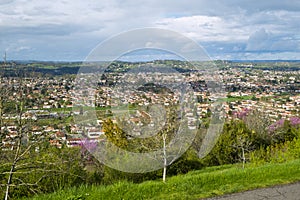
[25,159,300,200]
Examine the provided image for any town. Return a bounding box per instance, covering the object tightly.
[1,60,299,150]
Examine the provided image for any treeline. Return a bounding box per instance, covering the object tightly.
[1,66,80,77]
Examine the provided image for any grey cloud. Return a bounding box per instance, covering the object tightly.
[128,0,300,16]
[0,0,300,60]
[0,0,14,5]
[246,28,300,52]
[1,24,73,36]
[227,0,300,12]
[246,28,270,51]
[271,39,299,52]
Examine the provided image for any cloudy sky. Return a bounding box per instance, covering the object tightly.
[0,0,300,61]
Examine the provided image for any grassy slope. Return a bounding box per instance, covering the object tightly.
[26,159,300,200]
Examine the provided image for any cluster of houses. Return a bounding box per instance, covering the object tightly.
[221,67,300,120]
[1,124,104,150]
[1,63,299,150]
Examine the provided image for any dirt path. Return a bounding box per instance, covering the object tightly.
[204,182,300,200]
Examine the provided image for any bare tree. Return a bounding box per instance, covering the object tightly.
[244,109,272,138]
[0,57,10,149]
[233,133,253,169]
[0,64,86,199]
[3,67,34,200]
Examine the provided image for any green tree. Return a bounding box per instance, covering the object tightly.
[203,120,254,166]
[103,118,128,149]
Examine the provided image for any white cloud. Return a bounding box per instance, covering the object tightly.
[15,46,31,52]
[154,15,253,42]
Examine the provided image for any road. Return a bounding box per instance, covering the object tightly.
[204,182,300,200]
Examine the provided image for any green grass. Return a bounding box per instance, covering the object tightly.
[218,95,255,102]
[33,116,74,127]
[39,104,138,112]
[47,107,73,112]
[25,159,300,200]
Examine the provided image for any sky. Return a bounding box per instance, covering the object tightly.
[0,0,300,61]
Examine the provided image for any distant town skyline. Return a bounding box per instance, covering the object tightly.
[0,0,300,61]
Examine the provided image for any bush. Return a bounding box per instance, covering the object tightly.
[250,136,300,165]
